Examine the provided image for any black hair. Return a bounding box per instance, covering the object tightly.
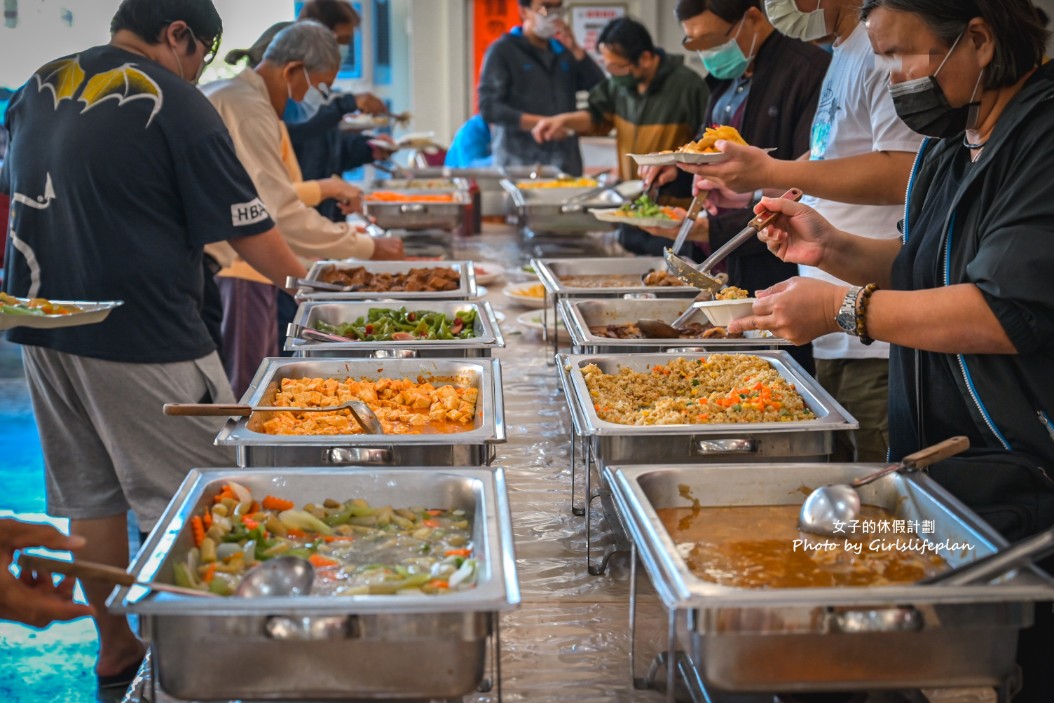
[675,0,761,24]
[225,21,288,67]
[1036,6,1050,28]
[596,17,656,64]
[110,0,222,50]
[298,0,360,30]
[518,0,533,7]
[860,0,1048,90]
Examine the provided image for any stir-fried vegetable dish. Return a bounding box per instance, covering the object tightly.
[614,195,680,221]
[0,292,82,316]
[175,482,479,596]
[314,307,477,341]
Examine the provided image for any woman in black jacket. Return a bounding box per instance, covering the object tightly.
[731,1,1054,698]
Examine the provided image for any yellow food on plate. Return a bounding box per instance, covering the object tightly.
[715,286,749,300]
[677,125,749,154]
[259,376,478,436]
[0,291,83,316]
[511,283,546,298]
[516,177,597,190]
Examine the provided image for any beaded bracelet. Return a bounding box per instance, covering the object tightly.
[855,283,879,346]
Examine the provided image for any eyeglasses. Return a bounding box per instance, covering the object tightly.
[681,17,741,50]
[186,26,221,66]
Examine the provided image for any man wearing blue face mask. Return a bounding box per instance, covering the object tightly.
[478,0,605,176]
[640,0,828,351]
[202,21,403,394]
[678,0,924,464]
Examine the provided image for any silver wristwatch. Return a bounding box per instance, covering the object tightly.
[835,286,863,335]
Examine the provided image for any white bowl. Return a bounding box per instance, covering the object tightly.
[694,299,755,327]
[472,262,506,286]
[502,283,547,309]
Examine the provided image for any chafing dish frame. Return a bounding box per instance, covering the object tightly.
[285,300,505,358]
[110,466,520,701]
[294,260,479,302]
[534,257,703,359]
[500,178,626,237]
[215,357,506,468]
[607,461,1054,697]
[557,350,856,574]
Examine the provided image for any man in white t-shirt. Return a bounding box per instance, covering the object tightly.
[679,0,922,461]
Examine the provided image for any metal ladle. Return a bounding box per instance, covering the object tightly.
[799,436,970,536]
[233,556,315,597]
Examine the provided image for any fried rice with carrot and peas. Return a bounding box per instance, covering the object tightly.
[581,355,815,425]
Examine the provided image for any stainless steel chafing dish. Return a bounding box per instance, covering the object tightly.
[607,461,1054,694]
[534,257,703,356]
[294,260,478,303]
[559,351,855,466]
[364,185,472,232]
[110,467,520,701]
[557,350,855,573]
[501,178,626,235]
[215,358,506,467]
[285,300,505,359]
[398,165,567,217]
[560,298,789,355]
[369,177,468,192]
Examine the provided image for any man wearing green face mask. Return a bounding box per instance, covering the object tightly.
[639,0,828,373]
[533,17,709,254]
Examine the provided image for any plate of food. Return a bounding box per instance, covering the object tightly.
[591,195,683,229]
[472,262,506,286]
[516,311,571,342]
[694,286,755,327]
[502,282,547,309]
[341,113,391,131]
[630,125,771,166]
[0,293,123,330]
[627,151,680,167]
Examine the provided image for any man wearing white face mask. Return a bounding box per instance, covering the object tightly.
[679,0,924,463]
[202,21,403,395]
[478,0,605,175]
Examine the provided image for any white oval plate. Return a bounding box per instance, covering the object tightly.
[0,300,123,330]
[516,311,571,341]
[502,283,547,309]
[628,152,679,167]
[590,208,682,229]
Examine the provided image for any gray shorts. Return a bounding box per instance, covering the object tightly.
[21,346,237,530]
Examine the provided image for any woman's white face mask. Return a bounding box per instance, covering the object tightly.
[764,0,828,43]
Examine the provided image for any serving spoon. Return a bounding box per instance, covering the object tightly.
[799,436,970,537]
[19,554,315,598]
[163,399,385,434]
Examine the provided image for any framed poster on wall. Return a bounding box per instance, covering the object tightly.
[570,4,626,67]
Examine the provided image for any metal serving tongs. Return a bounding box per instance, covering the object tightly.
[668,191,710,257]
[163,399,385,434]
[285,276,363,293]
[663,187,804,328]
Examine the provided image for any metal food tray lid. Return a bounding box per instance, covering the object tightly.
[605,462,1054,610]
[559,298,789,348]
[533,257,702,296]
[109,467,521,615]
[297,260,478,301]
[285,300,505,354]
[215,357,505,447]
[558,350,857,437]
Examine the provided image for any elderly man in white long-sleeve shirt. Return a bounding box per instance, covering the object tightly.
[202,21,403,395]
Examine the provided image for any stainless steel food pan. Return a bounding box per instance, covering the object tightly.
[296,260,478,302]
[560,298,789,354]
[215,358,506,467]
[534,257,702,299]
[559,351,856,465]
[110,467,520,700]
[286,300,505,358]
[608,461,1054,692]
[501,179,624,235]
[364,188,472,232]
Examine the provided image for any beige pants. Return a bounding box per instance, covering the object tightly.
[816,358,890,462]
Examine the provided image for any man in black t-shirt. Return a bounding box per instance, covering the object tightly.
[0,0,305,688]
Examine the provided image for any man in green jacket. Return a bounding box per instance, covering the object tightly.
[533,17,709,182]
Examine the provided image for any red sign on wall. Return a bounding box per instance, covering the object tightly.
[472,0,522,111]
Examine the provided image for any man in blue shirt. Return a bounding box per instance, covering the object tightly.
[0,0,304,688]
[478,0,605,176]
